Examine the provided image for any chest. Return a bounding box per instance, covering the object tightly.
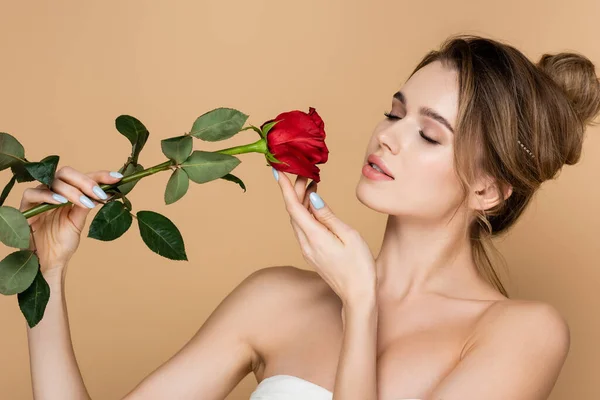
[258,298,492,398]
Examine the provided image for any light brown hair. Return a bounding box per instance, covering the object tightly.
[409,35,600,297]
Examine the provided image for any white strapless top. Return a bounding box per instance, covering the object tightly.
[249,374,421,400]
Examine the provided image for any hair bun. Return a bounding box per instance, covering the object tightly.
[537,52,600,127]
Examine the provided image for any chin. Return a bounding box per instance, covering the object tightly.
[354,179,394,214]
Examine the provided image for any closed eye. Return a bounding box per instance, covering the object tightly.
[383,111,439,145]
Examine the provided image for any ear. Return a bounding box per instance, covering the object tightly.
[469,175,513,212]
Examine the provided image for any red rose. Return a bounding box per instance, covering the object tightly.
[261,107,329,183]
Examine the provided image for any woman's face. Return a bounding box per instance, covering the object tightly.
[356,60,465,223]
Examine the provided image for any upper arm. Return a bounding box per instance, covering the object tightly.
[427,301,570,400]
[121,265,295,400]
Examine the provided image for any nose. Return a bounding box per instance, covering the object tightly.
[376,126,399,155]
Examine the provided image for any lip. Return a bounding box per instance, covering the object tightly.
[366,154,394,179]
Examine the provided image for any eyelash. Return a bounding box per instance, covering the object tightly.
[383,111,439,145]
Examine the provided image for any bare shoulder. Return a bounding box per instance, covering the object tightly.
[241,265,328,301]
[245,264,320,284]
[237,265,334,331]
[199,265,327,351]
[477,298,570,338]
[468,298,570,360]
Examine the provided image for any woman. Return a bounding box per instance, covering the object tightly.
[20,34,600,399]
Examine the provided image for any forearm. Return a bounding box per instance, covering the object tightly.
[333,295,379,400]
[26,266,91,400]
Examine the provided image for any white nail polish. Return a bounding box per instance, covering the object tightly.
[93,185,108,200]
[52,193,68,203]
[80,195,95,208]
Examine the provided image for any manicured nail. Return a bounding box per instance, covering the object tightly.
[309,192,324,209]
[110,171,123,179]
[272,167,279,181]
[52,193,68,203]
[80,195,95,208]
[93,185,108,200]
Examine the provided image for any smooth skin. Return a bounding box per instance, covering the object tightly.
[21,60,570,400]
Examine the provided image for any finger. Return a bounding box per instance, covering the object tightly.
[68,170,123,229]
[54,167,119,203]
[274,169,329,239]
[293,175,309,202]
[307,191,356,244]
[85,170,123,188]
[297,182,318,251]
[302,181,317,209]
[290,176,311,250]
[289,217,310,252]
[50,178,100,210]
[19,184,70,212]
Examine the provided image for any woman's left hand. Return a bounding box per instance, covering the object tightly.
[272,168,377,308]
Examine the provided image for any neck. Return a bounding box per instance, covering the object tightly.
[374,212,485,302]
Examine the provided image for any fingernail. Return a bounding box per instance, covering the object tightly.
[52,193,68,203]
[80,195,95,208]
[110,171,123,179]
[93,185,108,200]
[309,192,324,209]
[272,167,279,181]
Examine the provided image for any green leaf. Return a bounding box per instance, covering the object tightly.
[18,268,50,328]
[0,132,25,171]
[23,155,59,187]
[0,175,17,206]
[221,173,246,192]
[11,162,35,183]
[261,120,280,137]
[181,151,241,184]
[165,168,189,205]
[189,108,249,142]
[0,250,39,295]
[115,115,150,163]
[116,163,144,196]
[136,211,187,261]
[0,206,31,249]
[88,201,133,241]
[161,135,193,164]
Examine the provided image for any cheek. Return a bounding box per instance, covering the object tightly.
[428,158,456,188]
[403,155,463,212]
[425,159,464,208]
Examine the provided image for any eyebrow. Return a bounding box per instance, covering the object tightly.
[393,91,455,134]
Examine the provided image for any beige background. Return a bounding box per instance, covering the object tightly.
[1,1,598,399]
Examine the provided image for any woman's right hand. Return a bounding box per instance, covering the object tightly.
[18,166,123,276]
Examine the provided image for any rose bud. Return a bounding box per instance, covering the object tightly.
[261,107,329,183]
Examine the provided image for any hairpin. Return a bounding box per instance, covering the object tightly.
[517,139,535,159]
